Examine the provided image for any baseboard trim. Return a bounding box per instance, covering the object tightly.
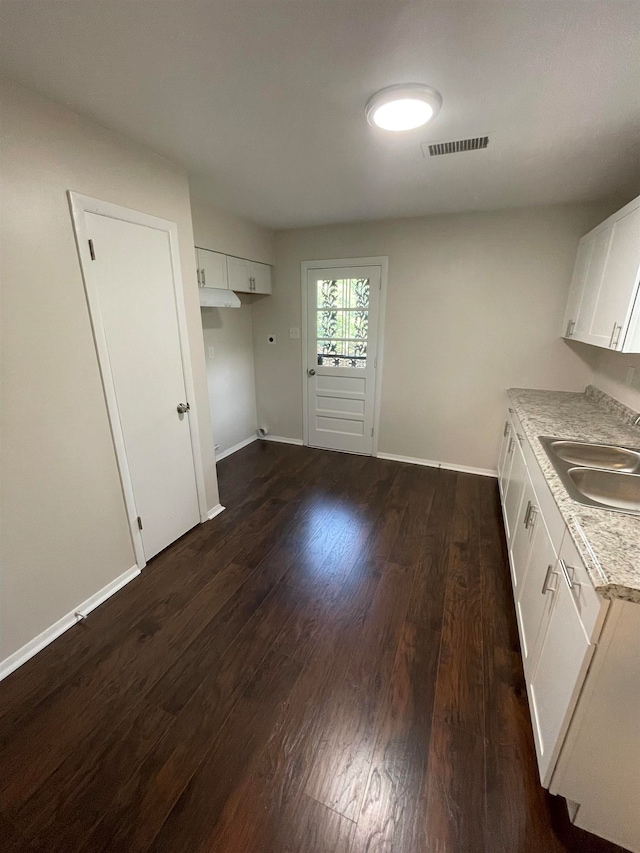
[0,564,140,681]
[260,435,304,446]
[376,451,497,478]
[215,435,258,462]
[206,503,226,521]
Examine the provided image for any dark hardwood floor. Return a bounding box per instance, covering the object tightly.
[0,442,628,852]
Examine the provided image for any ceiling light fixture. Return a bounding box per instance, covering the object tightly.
[366,84,442,132]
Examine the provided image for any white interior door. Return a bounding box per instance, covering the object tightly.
[305,265,381,454]
[84,211,201,560]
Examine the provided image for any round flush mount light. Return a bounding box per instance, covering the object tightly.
[366,84,442,132]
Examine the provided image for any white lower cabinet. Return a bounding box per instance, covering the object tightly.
[527,555,594,786]
[515,506,558,678]
[499,408,640,852]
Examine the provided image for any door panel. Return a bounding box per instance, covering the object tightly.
[87,212,200,559]
[509,474,537,596]
[503,439,526,544]
[197,248,228,289]
[306,266,381,454]
[227,256,252,292]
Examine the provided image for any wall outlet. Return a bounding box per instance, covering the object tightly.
[267,334,276,345]
[289,327,300,339]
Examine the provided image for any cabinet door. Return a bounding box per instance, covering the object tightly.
[563,235,593,339]
[503,438,526,545]
[226,256,252,293]
[600,205,640,351]
[197,248,228,289]
[572,226,613,344]
[251,261,272,294]
[516,515,558,678]
[497,419,512,497]
[509,473,537,597]
[528,573,594,786]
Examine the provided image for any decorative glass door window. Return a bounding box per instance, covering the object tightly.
[316,278,370,368]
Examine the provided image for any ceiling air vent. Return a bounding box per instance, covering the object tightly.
[423,136,490,157]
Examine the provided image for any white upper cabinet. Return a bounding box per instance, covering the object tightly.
[226,256,272,294]
[563,195,640,352]
[196,248,273,296]
[196,248,229,290]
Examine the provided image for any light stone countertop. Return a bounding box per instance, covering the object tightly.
[507,385,640,603]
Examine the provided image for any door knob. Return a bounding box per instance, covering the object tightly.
[177,402,190,414]
[307,369,316,377]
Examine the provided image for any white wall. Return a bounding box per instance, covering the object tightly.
[252,204,617,472]
[201,301,259,455]
[190,192,274,456]
[588,348,640,411]
[0,78,219,664]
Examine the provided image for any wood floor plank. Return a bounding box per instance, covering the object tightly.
[432,472,485,737]
[304,562,413,821]
[424,718,487,853]
[353,620,441,851]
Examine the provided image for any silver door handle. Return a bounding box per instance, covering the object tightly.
[307,369,316,377]
[559,558,580,590]
[541,563,559,594]
[177,402,190,414]
[609,322,622,348]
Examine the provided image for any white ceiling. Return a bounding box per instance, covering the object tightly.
[1,1,639,228]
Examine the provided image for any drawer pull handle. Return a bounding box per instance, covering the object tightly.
[542,563,559,594]
[559,558,581,591]
[503,421,510,437]
[523,500,532,528]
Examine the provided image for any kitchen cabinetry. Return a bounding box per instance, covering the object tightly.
[563,194,640,352]
[196,248,228,290]
[195,248,273,295]
[498,407,640,852]
[227,256,272,294]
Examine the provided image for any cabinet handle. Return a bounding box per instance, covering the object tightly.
[503,421,510,437]
[559,558,581,591]
[201,268,206,286]
[566,319,575,338]
[527,505,538,530]
[541,564,559,594]
[508,438,515,454]
[197,268,201,286]
[523,500,532,528]
[612,323,622,349]
[609,322,619,348]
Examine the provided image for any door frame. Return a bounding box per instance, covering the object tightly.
[68,192,208,569]
[301,257,388,457]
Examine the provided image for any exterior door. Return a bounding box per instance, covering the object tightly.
[306,265,381,454]
[84,211,201,560]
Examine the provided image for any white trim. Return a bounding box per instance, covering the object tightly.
[67,192,209,570]
[301,257,388,456]
[206,503,226,521]
[0,565,140,681]
[215,435,258,461]
[260,435,304,446]
[376,451,497,478]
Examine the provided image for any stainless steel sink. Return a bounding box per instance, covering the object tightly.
[539,436,640,515]
[568,467,640,513]
[548,440,640,473]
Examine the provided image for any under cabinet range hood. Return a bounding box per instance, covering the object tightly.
[198,287,241,309]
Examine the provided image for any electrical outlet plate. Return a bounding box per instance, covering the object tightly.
[289,327,300,339]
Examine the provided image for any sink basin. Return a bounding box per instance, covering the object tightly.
[539,436,640,515]
[549,440,640,473]
[568,468,640,513]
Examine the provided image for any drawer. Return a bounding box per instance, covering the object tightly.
[558,532,608,643]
